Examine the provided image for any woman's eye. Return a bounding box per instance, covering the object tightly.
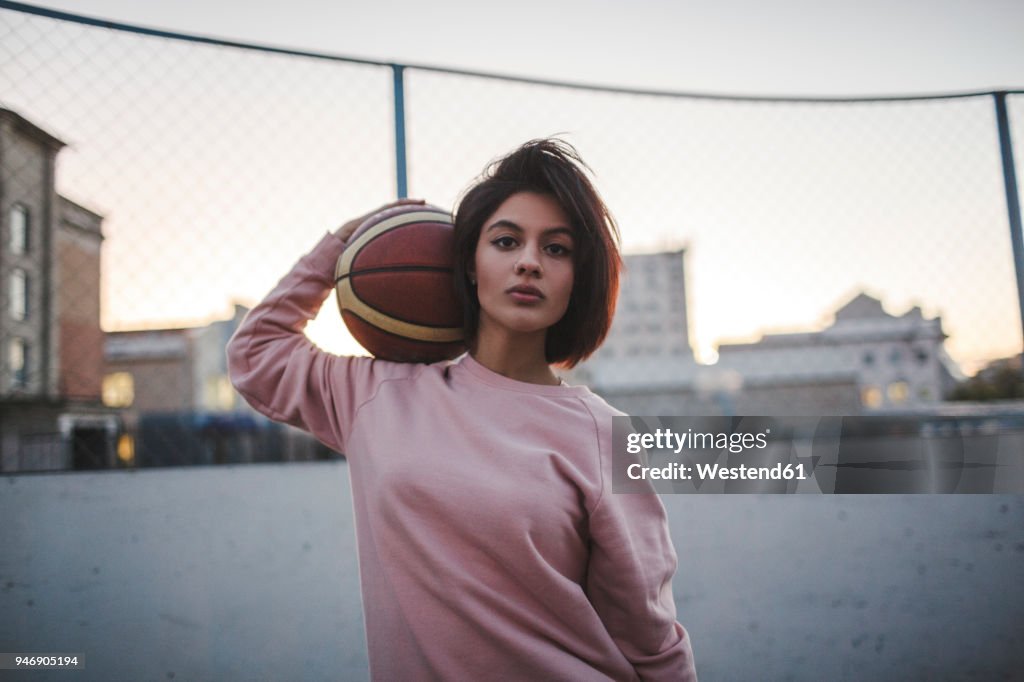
[493,236,517,248]
[546,243,572,256]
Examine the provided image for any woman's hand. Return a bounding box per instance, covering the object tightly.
[335,198,427,242]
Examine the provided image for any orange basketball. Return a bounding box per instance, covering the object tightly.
[334,203,466,363]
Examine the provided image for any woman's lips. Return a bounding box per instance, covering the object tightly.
[506,285,544,303]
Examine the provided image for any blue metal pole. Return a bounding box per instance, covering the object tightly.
[993,92,1024,354]
[392,64,408,199]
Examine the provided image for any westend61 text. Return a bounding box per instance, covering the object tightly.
[627,462,808,481]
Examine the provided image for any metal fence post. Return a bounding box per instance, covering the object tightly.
[392,64,408,199]
[993,92,1024,354]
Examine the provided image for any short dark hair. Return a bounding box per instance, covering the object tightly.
[452,138,621,369]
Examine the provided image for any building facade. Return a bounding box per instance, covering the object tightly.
[570,249,697,391]
[104,305,330,466]
[0,108,118,472]
[568,242,960,416]
[714,292,961,411]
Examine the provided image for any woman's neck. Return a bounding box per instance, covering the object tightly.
[470,326,560,386]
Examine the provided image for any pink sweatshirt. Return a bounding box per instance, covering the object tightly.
[227,232,697,681]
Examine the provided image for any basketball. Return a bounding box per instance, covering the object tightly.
[334,203,466,363]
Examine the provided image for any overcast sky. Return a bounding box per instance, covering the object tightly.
[33,0,1024,97]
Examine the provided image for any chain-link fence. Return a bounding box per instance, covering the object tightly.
[1,2,1022,470]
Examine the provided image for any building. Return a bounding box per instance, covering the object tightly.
[104,305,330,466]
[569,249,697,391]
[570,248,740,414]
[715,292,962,412]
[57,196,106,398]
[568,241,961,416]
[103,304,252,419]
[103,327,195,417]
[0,108,118,471]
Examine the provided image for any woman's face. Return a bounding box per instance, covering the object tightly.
[471,191,575,339]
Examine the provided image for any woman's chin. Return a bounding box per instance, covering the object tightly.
[482,316,552,337]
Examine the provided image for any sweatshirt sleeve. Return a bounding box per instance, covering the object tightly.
[226,231,414,454]
[586,416,698,681]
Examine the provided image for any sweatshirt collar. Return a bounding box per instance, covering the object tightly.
[456,353,590,397]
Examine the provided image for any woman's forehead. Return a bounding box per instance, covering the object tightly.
[485,192,573,234]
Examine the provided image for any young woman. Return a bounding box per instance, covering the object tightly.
[227,139,697,680]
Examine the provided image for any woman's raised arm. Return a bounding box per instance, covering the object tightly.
[226,199,424,453]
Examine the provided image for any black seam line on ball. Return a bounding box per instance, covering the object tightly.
[335,265,454,283]
[345,217,453,267]
[343,308,464,341]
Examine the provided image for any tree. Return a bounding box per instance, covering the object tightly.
[949,355,1024,401]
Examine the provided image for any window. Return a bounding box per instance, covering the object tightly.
[205,375,235,410]
[102,372,134,407]
[860,385,883,408]
[887,381,910,404]
[10,205,29,254]
[9,338,28,388]
[9,269,28,320]
[117,434,135,465]
[889,348,902,364]
[914,348,929,364]
[862,351,875,366]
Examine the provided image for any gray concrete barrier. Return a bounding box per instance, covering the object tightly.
[2,463,1022,680]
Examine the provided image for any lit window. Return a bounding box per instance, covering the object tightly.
[9,269,28,320]
[860,386,883,408]
[8,338,28,388]
[117,434,135,465]
[205,375,235,410]
[887,381,910,404]
[102,372,134,407]
[10,205,29,254]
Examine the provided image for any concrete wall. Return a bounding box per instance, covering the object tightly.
[2,463,1021,681]
[600,379,865,416]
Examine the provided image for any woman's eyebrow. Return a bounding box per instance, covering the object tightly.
[485,219,574,238]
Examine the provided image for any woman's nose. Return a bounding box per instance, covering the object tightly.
[515,250,542,276]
